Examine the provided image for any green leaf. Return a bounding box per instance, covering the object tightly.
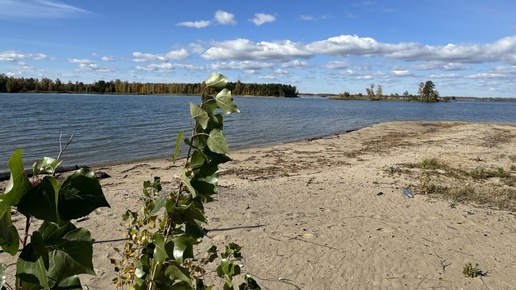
[153,233,168,265]
[239,274,261,290]
[38,221,76,245]
[54,275,82,290]
[164,263,191,285]
[0,204,20,255]
[46,227,95,282]
[216,89,239,115]
[181,171,197,197]
[35,157,63,175]
[201,96,218,115]
[203,149,232,165]
[185,223,206,240]
[207,129,229,155]
[1,149,32,206]
[208,113,224,130]
[58,168,110,220]
[17,176,60,223]
[171,236,194,263]
[204,72,227,90]
[190,102,210,129]
[191,165,219,197]
[190,150,207,170]
[150,197,167,215]
[16,231,50,289]
[172,131,184,161]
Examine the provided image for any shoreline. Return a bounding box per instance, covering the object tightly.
[1,121,515,289]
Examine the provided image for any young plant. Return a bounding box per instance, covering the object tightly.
[111,72,260,289]
[0,150,110,289]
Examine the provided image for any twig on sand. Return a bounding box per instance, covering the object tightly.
[278,278,301,290]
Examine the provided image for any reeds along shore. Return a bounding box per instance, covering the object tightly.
[1,121,515,289]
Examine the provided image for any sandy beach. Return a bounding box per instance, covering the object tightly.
[2,121,516,289]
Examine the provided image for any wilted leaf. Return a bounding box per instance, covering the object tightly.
[1,149,32,206]
[216,89,239,115]
[207,129,229,155]
[58,168,110,220]
[204,72,227,90]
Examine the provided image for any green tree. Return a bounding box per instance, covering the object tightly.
[418,80,439,102]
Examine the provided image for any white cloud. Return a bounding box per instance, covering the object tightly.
[177,10,236,28]
[165,49,190,60]
[392,69,412,76]
[0,0,91,19]
[135,62,202,72]
[68,58,93,64]
[282,59,308,68]
[132,49,189,63]
[101,56,114,62]
[250,13,276,26]
[209,60,274,71]
[0,50,48,61]
[188,43,205,54]
[201,35,516,66]
[214,10,236,25]
[202,39,310,61]
[132,52,168,62]
[326,61,350,69]
[177,20,211,28]
[300,15,314,21]
[69,59,110,72]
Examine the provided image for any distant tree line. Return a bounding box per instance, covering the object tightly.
[332,80,441,102]
[0,74,299,97]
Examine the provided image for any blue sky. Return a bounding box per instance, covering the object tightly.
[1,0,515,97]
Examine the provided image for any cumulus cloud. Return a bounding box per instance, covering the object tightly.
[67,58,109,72]
[165,49,190,60]
[202,39,310,61]
[0,51,47,61]
[177,20,211,28]
[392,69,412,76]
[200,35,516,65]
[214,10,236,25]
[133,49,189,62]
[282,59,308,68]
[326,61,350,69]
[209,60,274,71]
[250,13,276,26]
[177,10,237,28]
[0,0,91,19]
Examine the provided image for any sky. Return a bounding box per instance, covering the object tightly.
[1,0,515,97]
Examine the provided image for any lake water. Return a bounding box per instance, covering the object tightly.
[1,93,515,172]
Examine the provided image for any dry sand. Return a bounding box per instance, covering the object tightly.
[2,121,516,289]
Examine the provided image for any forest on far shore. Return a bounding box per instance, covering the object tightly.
[0,74,299,98]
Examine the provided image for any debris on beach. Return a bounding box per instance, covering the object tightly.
[402,188,414,198]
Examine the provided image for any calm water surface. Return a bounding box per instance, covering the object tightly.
[1,93,515,172]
